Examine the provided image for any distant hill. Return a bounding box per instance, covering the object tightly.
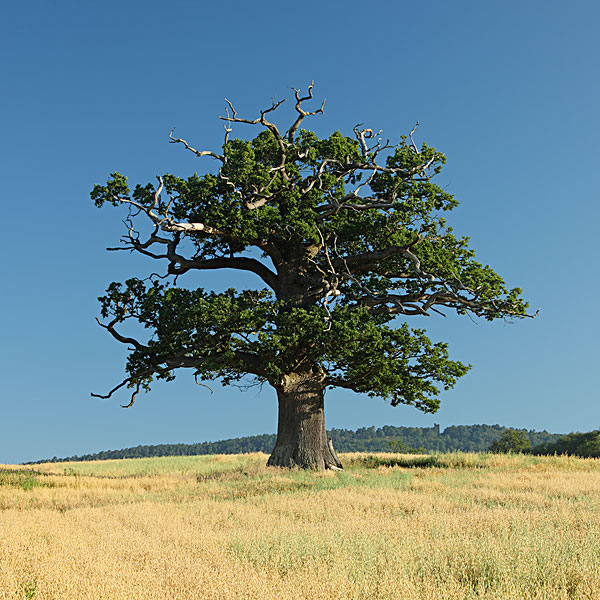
[27,424,564,464]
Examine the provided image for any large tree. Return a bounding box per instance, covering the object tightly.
[92,85,531,470]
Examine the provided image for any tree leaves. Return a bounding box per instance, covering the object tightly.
[93,93,529,409]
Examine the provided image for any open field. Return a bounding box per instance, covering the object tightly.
[1,453,600,599]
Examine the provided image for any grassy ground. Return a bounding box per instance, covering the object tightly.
[1,452,600,599]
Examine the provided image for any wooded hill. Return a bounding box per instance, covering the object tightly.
[30,424,564,463]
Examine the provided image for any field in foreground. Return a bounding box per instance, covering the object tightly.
[1,453,600,599]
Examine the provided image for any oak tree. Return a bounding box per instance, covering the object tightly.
[92,85,531,470]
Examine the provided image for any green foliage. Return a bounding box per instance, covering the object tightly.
[92,90,529,412]
[18,579,38,600]
[91,171,129,208]
[488,429,532,454]
[532,430,600,458]
[98,279,469,411]
[0,469,46,490]
[388,438,428,454]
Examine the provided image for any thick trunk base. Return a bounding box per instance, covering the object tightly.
[267,372,342,470]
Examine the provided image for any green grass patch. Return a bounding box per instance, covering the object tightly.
[0,469,49,491]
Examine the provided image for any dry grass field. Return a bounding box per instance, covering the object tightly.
[1,452,600,599]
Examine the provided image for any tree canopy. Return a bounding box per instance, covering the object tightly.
[488,429,532,453]
[92,84,532,468]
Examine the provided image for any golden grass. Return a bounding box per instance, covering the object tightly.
[1,452,600,599]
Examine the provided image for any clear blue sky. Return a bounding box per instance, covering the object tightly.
[1,1,598,464]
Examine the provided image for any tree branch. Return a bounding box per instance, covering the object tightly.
[92,343,267,408]
[111,181,227,238]
[287,82,325,142]
[409,121,420,153]
[219,97,285,140]
[96,316,147,350]
[168,255,278,290]
[108,212,279,289]
[333,243,435,281]
[169,129,224,161]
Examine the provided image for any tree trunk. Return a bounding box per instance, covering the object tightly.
[267,371,343,470]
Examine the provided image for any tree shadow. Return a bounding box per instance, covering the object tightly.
[351,455,441,469]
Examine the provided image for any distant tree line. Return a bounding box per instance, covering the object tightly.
[329,424,561,454]
[27,424,568,464]
[490,428,600,458]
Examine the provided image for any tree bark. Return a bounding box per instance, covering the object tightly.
[267,371,343,470]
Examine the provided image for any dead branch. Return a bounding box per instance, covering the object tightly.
[109,178,226,238]
[287,82,326,142]
[220,97,285,139]
[353,125,384,158]
[409,121,420,153]
[169,129,224,161]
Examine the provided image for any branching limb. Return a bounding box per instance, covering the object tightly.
[309,226,342,329]
[91,371,152,408]
[220,97,285,139]
[333,240,435,283]
[287,82,325,142]
[92,342,265,407]
[361,289,536,319]
[169,129,224,161]
[107,210,279,289]
[220,97,291,182]
[110,183,226,238]
[315,192,398,220]
[353,125,386,159]
[96,316,147,350]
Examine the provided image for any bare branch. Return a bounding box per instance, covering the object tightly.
[358,288,536,319]
[244,194,270,210]
[219,97,286,139]
[167,255,278,290]
[91,378,131,400]
[109,194,227,238]
[96,316,146,350]
[358,293,431,316]
[220,96,292,182]
[152,176,163,209]
[107,203,279,287]
[223,104,233,150]
[194,373,214,393]
[91,372,149,408]
[120,382,140,408]
[92,350,265,408]
[332,242,435,282]
[409,121,420,153]
[309,226,342,329]
[353,125,383,158]
[287,82,325,142]
[169,129,224,161]
[353,124,369,157]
